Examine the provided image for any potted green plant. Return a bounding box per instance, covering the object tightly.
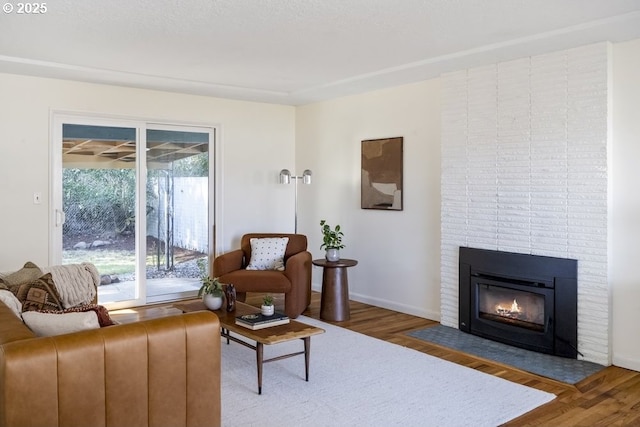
[320,219,345,261]
[198,276,224,310]
[261,294,275,316]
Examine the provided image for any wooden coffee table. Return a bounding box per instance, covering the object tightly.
[174,300,325,394]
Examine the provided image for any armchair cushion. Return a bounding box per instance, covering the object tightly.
[246,237,289,271]
[224,270,292,293]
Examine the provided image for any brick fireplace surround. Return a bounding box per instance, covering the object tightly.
[440,42,610,366]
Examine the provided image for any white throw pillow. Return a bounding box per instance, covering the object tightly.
[0,289,22,318]
[246,237,289,271]
[22,311,100,337]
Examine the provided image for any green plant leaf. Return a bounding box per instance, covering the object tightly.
[319,220,345,250]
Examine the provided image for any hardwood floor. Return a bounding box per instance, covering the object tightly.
[111,292,640,427]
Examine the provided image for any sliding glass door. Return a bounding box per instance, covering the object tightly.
[52,115,215,309]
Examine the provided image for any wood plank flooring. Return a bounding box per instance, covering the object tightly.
[111,292,640,427]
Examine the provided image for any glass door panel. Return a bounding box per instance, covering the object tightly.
[145,127,212,303]
[60,123,141,306]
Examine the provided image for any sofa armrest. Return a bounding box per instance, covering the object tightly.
[0,311,221,427]
[213,249,245,276]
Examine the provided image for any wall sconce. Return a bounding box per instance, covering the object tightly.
[279,169,291,184]
[279,169,312,233]
[302,169,312,185]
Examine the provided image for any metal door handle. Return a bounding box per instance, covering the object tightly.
[55,209,66,227]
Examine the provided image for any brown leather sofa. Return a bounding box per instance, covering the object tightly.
[213,233,312,318]
[0,301,221,427]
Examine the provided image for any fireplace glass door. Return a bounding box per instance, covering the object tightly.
[477,284,545,333]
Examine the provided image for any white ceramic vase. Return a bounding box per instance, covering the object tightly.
[203,293,223,310]
[325,248,340,261]
[261,304,275,316]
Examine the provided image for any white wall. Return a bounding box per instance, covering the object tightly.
[611,38,640,372]
[0,73,296,270]
[296,80,442,319]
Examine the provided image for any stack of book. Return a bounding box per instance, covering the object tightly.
[235,312,290,330]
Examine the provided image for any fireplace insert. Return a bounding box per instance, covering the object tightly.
[459,247,578,358]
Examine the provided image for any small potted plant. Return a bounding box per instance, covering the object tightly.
[261,294,275,316]
[198,276,224,310]
[320,219,345,261]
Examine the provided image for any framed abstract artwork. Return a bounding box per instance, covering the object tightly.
[361,137,403,210]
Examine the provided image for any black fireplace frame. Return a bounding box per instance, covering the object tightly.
[459,247,578,358]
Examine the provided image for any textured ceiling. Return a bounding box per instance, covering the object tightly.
[1,0,640,105]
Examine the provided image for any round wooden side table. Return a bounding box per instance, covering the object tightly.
[312,258,358,322]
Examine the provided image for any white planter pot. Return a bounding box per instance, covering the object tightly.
[325,248,340,261]
[203,294,223,310]
[261,304,275,316]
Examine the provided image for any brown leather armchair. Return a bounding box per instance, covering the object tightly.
[213,233,312,318]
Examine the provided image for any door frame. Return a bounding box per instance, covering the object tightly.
[50,111,223,309]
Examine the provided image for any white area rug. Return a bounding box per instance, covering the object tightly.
[221,316,555,427]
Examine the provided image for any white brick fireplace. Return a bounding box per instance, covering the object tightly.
[440,42,610,365]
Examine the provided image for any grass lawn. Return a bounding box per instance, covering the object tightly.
[63,249,136,275]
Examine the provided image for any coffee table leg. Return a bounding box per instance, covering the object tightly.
[256,342,264,395]
[304,337,310,382]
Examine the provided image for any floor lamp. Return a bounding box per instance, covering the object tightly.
[279,169,312,233]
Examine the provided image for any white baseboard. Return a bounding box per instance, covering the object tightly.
[312,284,440,322]
[613,354,640,372]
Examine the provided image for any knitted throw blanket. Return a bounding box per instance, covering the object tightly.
[41,263,99,308]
